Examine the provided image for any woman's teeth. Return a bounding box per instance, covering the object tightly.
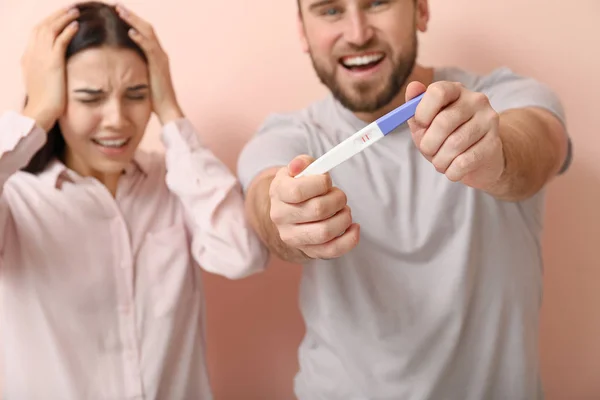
[93,138,129,148]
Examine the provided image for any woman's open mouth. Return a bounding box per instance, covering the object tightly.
[91,137,132,155]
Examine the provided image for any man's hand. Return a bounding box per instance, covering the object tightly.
[405,81,505,191]
[268,155,360,259]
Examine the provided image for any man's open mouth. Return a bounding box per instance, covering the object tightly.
[340,52,385,72]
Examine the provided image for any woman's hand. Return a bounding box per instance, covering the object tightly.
[21,6,80,131]
[116,4,184,125]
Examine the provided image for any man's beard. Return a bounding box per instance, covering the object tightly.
[309,35,418,113]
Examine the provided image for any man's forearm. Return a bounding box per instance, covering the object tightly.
[485,107,568,201]
[245,171,311,264]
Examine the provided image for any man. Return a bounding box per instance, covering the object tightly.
[238,0,572,399]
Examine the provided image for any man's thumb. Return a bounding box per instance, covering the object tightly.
[287,155,315,177]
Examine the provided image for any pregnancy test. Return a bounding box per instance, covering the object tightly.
[295,93,424,178]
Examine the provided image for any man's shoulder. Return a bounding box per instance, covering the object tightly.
[435,66,533,91]
[434,66,483,88]
[437,65,563,116]
[237,96,339,189]
[437,65,561,99]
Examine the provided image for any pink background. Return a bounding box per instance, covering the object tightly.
[0,0,598,399]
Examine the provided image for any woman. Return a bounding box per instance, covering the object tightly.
[0,2,268,398]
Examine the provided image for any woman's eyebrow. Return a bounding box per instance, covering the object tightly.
[72,84,149,94]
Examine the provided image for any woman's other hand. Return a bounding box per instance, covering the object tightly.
[22,6,80,131]
[116,4,184,125]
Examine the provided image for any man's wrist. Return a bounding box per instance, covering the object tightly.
[491,136,509,187]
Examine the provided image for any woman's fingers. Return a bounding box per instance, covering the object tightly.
[115,4,162,54]
[126,28,153,52]
[54,20,79,51]
[115,4,154,39]
[48,7,80,39]
[36,5,74,31]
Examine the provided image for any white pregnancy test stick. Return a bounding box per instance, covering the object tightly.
[295,93,424,178]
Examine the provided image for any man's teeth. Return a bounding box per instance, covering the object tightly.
[94,138,128,148]
[343,54,384,67]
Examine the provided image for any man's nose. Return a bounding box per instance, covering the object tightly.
[343,10,374,47]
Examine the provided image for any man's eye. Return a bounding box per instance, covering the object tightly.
[370,0,388,8]
[323,7,340,16]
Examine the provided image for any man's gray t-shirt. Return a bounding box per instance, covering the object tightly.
[237,67,569,400]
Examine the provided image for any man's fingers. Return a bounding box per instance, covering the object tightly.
[276,173,331,204]
[272,187,347,225]
[414,81,462,129]
[407,81,462,152]
[298,187,347,223]
[301,223,360,260]
[444,133,493,182]
[279,206,353,247]
[419,101,474,158]
[430,116,487,173]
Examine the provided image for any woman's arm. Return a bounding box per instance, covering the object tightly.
[0,7,80,255]
[0,111,48,255]
[114,5,269,278]
[161,118,269,279]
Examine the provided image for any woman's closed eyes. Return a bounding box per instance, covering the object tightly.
[73,84,149,104]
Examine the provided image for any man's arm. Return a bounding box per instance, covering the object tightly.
[245,167,311,264]
[487,107,570,201]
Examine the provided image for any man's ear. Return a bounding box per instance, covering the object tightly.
[415,0,430,33]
